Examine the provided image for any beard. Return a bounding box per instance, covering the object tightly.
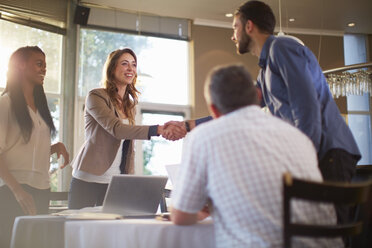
[237,31,252,55]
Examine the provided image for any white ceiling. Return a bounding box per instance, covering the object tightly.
[82,0,372,34]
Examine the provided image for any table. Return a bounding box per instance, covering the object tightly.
[11,214,215,248]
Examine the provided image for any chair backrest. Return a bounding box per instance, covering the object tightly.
[354,165,372,182]
[283,172,372,248]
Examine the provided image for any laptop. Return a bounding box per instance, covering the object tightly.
[102,175,168,218]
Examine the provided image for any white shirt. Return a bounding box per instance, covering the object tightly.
[73,119,129,184]
[171,106,343,248]
[0,94,51,189]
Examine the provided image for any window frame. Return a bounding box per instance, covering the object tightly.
[347,93,372,165]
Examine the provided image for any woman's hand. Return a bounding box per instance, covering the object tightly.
[0,161,37,215]
[51,142,70,169]
[13,187,36,215]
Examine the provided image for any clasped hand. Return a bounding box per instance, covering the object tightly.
[158,121,187,141]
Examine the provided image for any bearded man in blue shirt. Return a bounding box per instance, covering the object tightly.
[167,0,361,225]
[230,0,360,183]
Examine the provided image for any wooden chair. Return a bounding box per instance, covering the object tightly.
[49,191,69,213]
[283,172,372,248]
[354,165,372,182]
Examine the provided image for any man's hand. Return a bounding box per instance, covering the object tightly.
[171,204,211,225]
[158,123,187,141]
[171,207,198,225]
[164,120,196,132]
[164,121,184,129]
[197,205,211,221]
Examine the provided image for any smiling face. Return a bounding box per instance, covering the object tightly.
[23,51,46,86]
[113,52,137,86]
[231,15,252,55]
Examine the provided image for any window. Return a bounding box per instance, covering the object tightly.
[347,94,372,165]
[141,112,185,175]
[348,112,372,164]
[0,19,64,190]
[344,34,372,165]
[76,27,190,175]
[77,28,189,105]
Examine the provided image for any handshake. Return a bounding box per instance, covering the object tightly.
[158,121,188,141]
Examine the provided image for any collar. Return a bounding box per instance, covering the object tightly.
[225,105,262,118]
[258,35,275,69]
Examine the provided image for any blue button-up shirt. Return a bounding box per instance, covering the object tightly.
[257,35,361,160]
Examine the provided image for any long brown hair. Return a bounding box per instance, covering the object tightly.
[102,48,140,125]
[2,46,56,142]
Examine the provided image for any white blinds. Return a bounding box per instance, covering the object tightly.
[87,7,190,40]
[0,0,67,33]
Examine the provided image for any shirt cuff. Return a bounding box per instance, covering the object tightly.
[148,125,159,138]
[195,116,213,126]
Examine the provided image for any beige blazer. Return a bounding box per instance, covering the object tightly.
[71,88,151,175]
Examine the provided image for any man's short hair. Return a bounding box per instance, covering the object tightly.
[205,65,259,115]
[235,0,276,35]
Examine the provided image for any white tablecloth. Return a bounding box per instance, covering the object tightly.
[65,218,215,248]
[11,214,215,248]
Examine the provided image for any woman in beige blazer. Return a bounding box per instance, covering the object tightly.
[69,48,185,209]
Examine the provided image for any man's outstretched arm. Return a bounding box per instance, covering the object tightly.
[164,116,213,135]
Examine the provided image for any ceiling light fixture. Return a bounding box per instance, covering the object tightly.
[225,13,233,18]
[347,22,356,27]
[289,18,295,22]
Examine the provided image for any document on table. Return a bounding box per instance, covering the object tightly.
[51,207,123,220]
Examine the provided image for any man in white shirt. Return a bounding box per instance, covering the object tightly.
[171,65,343,247]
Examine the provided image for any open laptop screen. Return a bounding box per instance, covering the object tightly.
[102,175,168,217]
